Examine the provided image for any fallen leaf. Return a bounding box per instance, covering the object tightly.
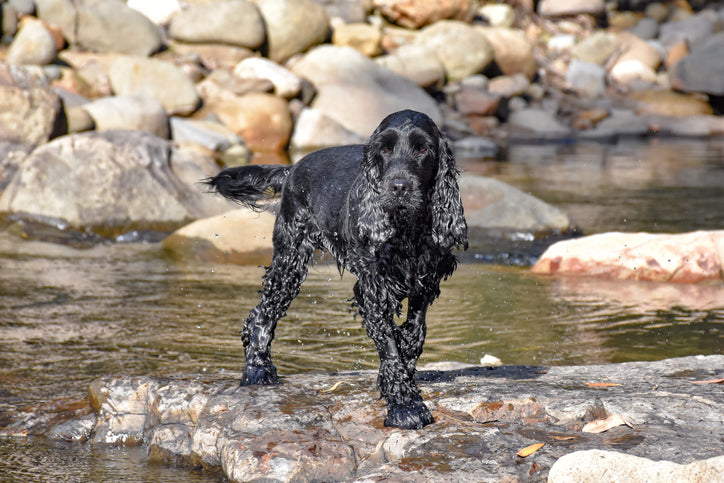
[585,382,622,387]
[529,462,542,475]
[582,414,633,433]
[321,381,345,393]
[516,442,545,457]
[691,378,724,384]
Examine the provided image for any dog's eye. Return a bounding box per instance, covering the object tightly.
[417,147,427,155]
[381,147,391,155]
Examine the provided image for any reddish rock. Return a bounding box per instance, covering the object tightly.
[532,231,724,284]
[373,0,473,29]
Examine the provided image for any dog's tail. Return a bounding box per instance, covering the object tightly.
[205,165,291,210]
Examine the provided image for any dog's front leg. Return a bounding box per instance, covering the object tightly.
[355,284,434,429]
[399,295,430,379]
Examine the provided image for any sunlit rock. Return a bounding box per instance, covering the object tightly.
[163,208,276,265]
[532,230,724,283]
[4,356,722,481]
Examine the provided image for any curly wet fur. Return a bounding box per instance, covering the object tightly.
[206,110,467,429]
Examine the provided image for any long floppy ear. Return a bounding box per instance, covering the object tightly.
[358,139,394,246]
[430,136,468,251]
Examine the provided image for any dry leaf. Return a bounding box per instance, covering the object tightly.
[691,378,724,384]
[550,435,577,441]
[321,381,344,393]
[582,414,633,433]
[585,382,622,387]
[516,442,545,457]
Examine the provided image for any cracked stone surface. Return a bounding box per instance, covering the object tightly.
[2,356,722,481]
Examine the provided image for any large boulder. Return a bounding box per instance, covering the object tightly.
[290,45,440,137]
[415,20,494,81]
[35,0,163,56]
[256,0,330,63]
[531,231,724,283]
[109,56,200,115]
[460,175,572,235]
[0,63,66,145]
[0,130,232,235]
[167,0,265,49]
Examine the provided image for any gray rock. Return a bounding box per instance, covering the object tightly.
[6,20,57,66]
[578,109,650,140]
[6,355,721,482]
[311,0,367,23]
[508,108,572,140]
[9,0,36,16]
[2,3,18,37]
[415,20,494,81]
[629,17,659,40]
[81,95,169,138]
[257,0,330,63]
[109,56,200,115]
[0,63,65,145]
[566,59,607,97]
[549,450,724,483]
[0,130,229,235]
[168,0,265,49]
[290,45,441,137]
[460,174,572,235]
[670,32,724,96]
[452,137,498,157]
[0,142,31,193]
[36,0,163,56]
[169,117,244,153]
[659,11,715,50]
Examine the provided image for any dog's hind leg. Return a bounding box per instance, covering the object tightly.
[241,214,314,386]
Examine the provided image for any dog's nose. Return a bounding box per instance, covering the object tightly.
[389,179,413,196]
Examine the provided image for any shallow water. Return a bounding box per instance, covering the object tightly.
[1,139,723,481]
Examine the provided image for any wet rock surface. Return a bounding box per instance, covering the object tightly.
[3,355,722,482]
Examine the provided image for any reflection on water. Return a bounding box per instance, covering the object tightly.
[1,139,723,481]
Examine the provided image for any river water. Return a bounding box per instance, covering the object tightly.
[1,138,723,481]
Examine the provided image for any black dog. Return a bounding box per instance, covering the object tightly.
[206,110,467,429]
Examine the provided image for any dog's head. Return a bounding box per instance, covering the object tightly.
[360,110,468,250]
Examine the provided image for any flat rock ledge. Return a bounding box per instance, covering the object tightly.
[3,356,723,482]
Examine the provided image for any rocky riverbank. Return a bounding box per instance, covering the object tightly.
[2,355,722,481]
[1,0,723,248]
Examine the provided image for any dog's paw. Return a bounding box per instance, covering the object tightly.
[241,364,280,386]
[384,401,434,429]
